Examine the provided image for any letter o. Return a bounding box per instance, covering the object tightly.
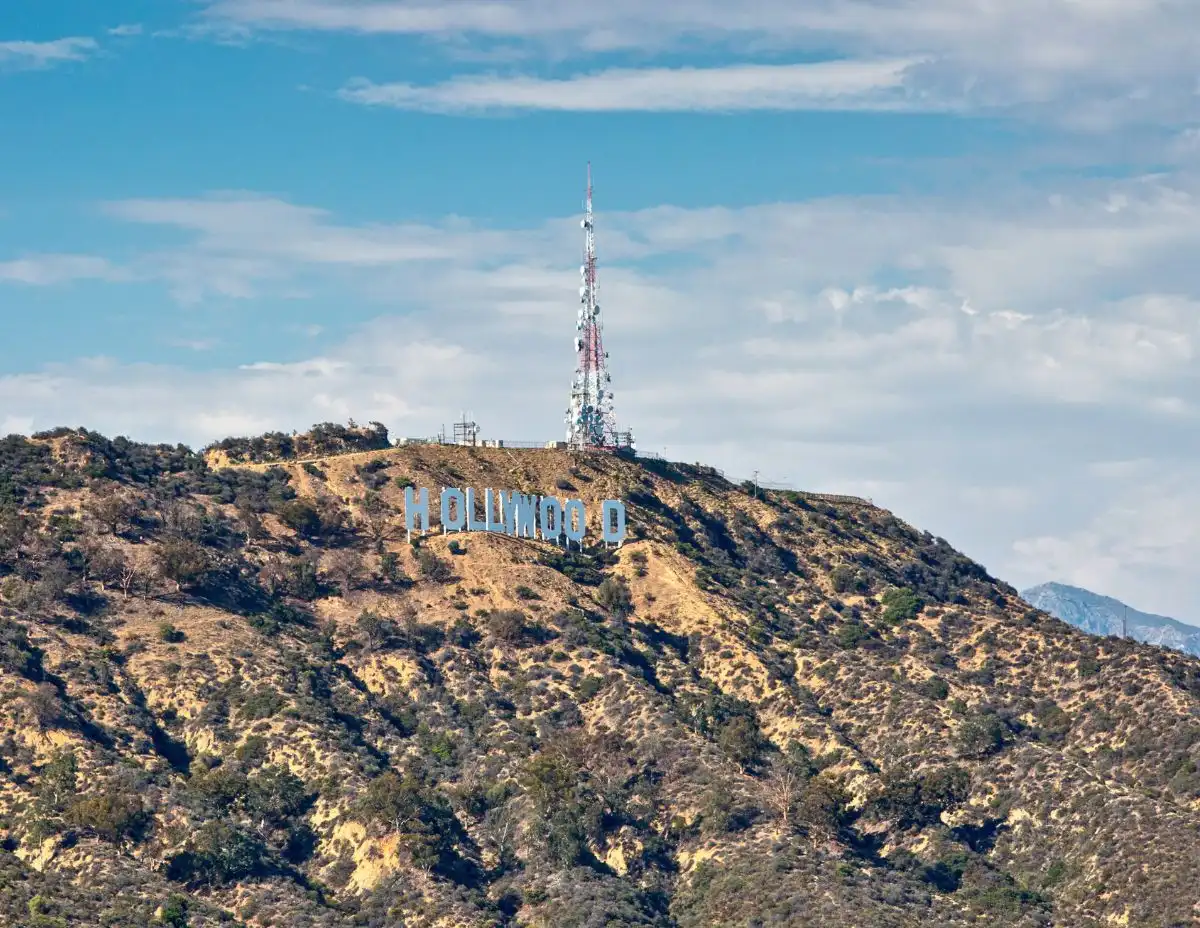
[564,499,586,544]
[441,488,466,531]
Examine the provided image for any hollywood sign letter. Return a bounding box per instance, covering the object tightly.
[404,486,626,546]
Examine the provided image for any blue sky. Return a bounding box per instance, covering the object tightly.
[5,1,1200,618]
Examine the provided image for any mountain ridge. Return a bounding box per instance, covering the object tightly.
[1021,581,1200,658]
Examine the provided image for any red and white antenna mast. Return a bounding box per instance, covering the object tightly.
[565,164,633,451]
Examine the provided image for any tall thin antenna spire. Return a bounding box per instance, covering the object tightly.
[565,163,633,452]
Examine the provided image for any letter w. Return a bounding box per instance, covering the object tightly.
[500,491,537,537]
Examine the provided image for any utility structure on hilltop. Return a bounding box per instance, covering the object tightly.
[565,164,635,452]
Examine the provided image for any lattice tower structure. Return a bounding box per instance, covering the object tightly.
[452,413,479,447]
[565,164,634,452]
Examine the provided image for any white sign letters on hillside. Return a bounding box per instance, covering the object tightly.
[403,486,626,546]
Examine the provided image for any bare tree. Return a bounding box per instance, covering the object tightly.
[482,798,520,868]
[81,537,125,591]
[236,505,267,542]
[160,500,203,540]
[117,559,143,600]
[760,765,805,830]
[358,492,396,547]
[257,556,289,597]
[325,549,364,598]
[24,683,65,730]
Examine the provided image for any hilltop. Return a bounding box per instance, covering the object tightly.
[1023,581,1200,658]
[1,425,1199,927]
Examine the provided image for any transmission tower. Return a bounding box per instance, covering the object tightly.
[565,163,634,452]
[452,412,479,447]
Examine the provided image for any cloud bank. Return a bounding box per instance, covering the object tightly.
[205,0,1200,125]
[338,58,929,113]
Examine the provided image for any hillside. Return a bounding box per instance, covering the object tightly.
[1023,582,1200,658]
[1,427,1199,927]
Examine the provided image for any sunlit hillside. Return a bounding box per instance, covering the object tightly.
[0,426,1197,927]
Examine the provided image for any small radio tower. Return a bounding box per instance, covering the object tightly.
[565,163,634,452]
[453,412,479,446]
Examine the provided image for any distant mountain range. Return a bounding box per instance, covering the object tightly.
[1022,581,1200,657]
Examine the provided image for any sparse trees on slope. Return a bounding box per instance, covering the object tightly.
[154,539,212,593]
[84,491,138,536]
[355,770,458,871]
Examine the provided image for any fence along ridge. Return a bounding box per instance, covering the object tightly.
[758,484,874,507]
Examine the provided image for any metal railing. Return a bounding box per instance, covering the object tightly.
[785,490,874,506]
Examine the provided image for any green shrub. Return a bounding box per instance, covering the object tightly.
[243,766,309,826]
[796,776,849,834]
[596,576,633,616]
[64,787,148,844]
[881,587,922,624]
[417,548,452,582]
[578,676,603,700]
[1033,700,1072,743]
[154,540,212,593]
[921,675,950,700]
[158,894,190,927]
[487,609,528,644]
[956,710,1007,758]
[829,565,867,594]
[234,735,269,766]
[716,716,766,770]
[165,821,267,885]
[870,766,969,828]
[836,621,872,649]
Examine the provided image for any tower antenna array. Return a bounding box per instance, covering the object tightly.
[565,163,634,452]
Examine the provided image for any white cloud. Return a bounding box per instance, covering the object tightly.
[108,24,144,37]
[0,37,98,69]
[0,254,126,285]
[1011,466,1200,619]
[338,58,928,113]
[205,0,1200,125]
[0,333,483,450]
[104,194,455,264]
[166,337,220,351]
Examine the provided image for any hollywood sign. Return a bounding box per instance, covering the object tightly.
[404,486,627,546]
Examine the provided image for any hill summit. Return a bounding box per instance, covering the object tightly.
[1,426,1199,927]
